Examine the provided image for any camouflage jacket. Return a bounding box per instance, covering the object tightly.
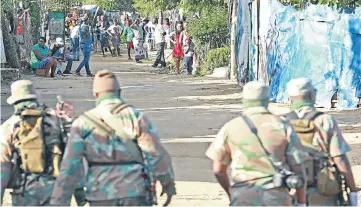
[0,103,61,204]
[50,97,176,205]
[206,106,306,188]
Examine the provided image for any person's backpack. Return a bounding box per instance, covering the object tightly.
[284,110,341,197]
[8,107,63,189]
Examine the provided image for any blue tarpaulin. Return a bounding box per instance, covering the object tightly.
[236,0,361,109]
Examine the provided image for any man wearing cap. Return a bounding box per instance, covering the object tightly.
[206,81,307,206]
[50,70,176,206]
[75,17,94,77]
[285,77,360,206]
[50,37,74,75]
[0,80,62,205]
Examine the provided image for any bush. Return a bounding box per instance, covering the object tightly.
[205,47,230,70]
[195,47,230,76]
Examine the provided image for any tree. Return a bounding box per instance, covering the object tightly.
[1,0,21,68]
[133,0,179,16]
[44,0,78,12]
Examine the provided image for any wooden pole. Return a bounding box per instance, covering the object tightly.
[230,0,238,80]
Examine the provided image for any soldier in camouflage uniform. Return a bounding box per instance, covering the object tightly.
[0,80,62,206]
[50,70,176,206]
[206,81,307,206]
[286,78,360,206]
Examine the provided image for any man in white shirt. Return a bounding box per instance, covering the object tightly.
[70,22,80,61]
[152,17,166,68]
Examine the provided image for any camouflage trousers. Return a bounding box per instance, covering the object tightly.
[307,187,338,206]
[230,185,292,206]
[12,176,55,206]
[88,196,149,206]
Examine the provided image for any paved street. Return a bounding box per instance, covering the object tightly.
[1,53,361,206]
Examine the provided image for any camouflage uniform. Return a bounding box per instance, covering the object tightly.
[286,78,351,206]
[50,70,176,206]
[206,81,306,206]
[0,80,62,206]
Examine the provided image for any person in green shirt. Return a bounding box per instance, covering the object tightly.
[124,20,134,60]
[30,37,58,77]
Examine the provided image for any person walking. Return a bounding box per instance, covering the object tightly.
[206,81,307,206]
[152,17,166,69]
[75,17,94,77]
[0,80,63,206]
[50,70,176,206]
[285,78,360,206]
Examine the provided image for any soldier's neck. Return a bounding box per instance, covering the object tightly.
[290,100,314,111]
[96,93,121,106]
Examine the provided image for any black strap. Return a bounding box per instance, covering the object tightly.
[241,115,281,172]
[88,160,140,167]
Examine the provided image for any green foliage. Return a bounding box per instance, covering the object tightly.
[196,47,230,76]
[180,0,225,13]
[187,6,229,49]
[279,0,360,8]
[133,0,178,16]
[44,0,77,12]
[82,0,115,10]
[205,47,230,69]
[186,5,229,75]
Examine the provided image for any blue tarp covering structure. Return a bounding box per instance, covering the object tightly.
[236,0,361,109]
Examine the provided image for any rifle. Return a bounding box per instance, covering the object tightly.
[56,95,74,143]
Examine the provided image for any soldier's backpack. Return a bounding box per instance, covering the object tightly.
[8,107,63,189]
[285,110,341,197]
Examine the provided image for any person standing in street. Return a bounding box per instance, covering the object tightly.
[107,19,124,57]
[182,37,195,75]
[70,21,80,61]
[170,22,184,74]
[152,17,166,69]
[206,81,307,206]
[131,18,145,63]
[50,70,176,206]
[124,19,134,60]
[285,78,360,206]
[75,16,94,77]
